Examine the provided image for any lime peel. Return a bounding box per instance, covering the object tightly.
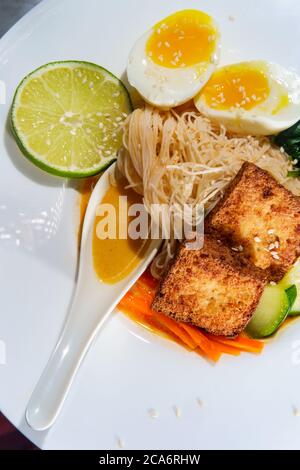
[11,61,132,178]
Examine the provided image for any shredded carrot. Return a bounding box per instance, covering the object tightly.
[118,271,265,362]
[180,323,222,362]
[129,283,154,306]
[152,312,198,350]
[208,341,241,356]
[205,333,264,354]
[136,281,157,298]
[139,270,159,290]
[183,327,241,356]
[119,292,153,317]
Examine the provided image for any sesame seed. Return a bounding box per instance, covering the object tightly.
[280,147,285,154]
[165,41,170,48]
[270,281,277,286]
[271,251,280,260]
[211,54,219,65]
[117,437,125,448]
[268,243,276,251]
[268,229,275,234]
[148,409,159,419]
[293,406,300,417]
[99,122,104,129]
[196,398,203,407]
[173,406,181,418]
[231,247,239,252]
[254,237,261,243]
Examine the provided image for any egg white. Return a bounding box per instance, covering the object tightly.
[194,61,300,135]
[127,28,221,108]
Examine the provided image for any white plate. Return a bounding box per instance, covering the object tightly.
[1,0,300,450]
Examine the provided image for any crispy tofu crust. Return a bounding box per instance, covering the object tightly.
[152,235,266,337]
[206,162,300,281]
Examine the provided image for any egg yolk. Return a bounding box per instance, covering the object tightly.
[146,10,218,69]
[201,64,270,111]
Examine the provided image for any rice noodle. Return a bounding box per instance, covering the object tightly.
[118,105,300,278]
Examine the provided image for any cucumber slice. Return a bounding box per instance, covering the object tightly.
[280,260,300,315]
[246,284,290,338]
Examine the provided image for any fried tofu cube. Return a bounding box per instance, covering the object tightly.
[206,162,300,281]
[152,235,266,337]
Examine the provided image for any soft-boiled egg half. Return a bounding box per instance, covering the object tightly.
[127,10,221,108]
[194,61,300,135]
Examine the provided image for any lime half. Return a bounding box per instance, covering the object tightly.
[11,61,132,177]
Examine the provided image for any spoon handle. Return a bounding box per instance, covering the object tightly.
[25,248,158,431]
[25,290,111,431]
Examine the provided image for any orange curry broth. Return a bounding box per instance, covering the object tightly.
[93,178,151,284]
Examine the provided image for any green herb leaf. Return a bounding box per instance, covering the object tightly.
[285,284,297,310]
[273,120,300,165]
[287,170,300,177]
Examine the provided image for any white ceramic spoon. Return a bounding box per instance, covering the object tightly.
[26,162,160,431]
